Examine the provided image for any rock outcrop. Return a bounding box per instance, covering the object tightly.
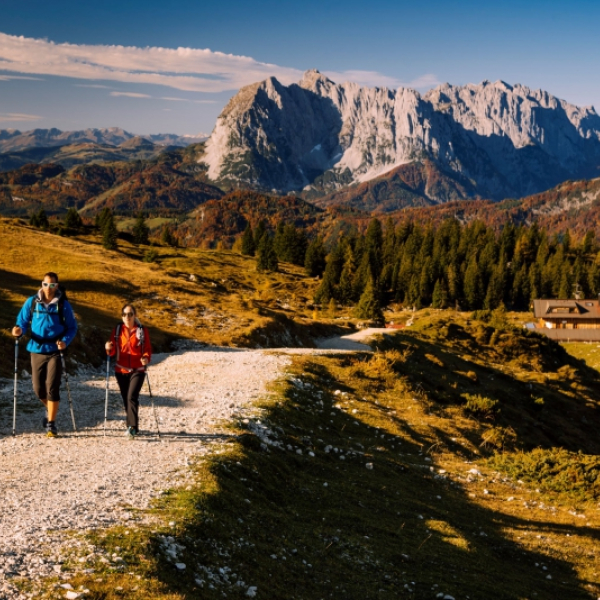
[201,70,600,202]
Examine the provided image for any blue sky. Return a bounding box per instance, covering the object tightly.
[0,0,598,135]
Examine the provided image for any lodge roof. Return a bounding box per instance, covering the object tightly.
[532,299,600,319]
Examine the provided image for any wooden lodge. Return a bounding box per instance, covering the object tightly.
[532,298,600,341]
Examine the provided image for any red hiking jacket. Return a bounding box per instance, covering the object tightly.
[108,322,152,373]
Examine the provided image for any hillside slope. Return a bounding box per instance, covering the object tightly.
[0,218,330,378]
[18,312,600,600]
[0,144,223,217]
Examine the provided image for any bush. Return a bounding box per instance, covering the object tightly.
[489,448,600,501]
[480,426,517,451]
[143,249,158,263]
[471,309,491,323]
[463,393,498,420]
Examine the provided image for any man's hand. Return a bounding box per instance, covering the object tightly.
[57,340,66,351]
[12,326,22,337]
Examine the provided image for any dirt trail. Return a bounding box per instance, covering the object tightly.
[0,332,381,597]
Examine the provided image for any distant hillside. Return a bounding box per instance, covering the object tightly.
[0,144,223,217]
[311,159,481,211]
[0,138,172,172]
[385,176,600,238]
[0,127,208,154]
[177,190,325,247]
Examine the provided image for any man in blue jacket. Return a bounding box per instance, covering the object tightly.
[12,272,78,437]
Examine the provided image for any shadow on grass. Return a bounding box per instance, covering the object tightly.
[122,356,598,600]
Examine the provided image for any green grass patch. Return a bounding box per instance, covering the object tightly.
[489,448,600,502]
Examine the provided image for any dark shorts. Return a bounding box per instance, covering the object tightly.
[30,352,62,402]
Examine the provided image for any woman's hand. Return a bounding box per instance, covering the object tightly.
[57,340,66,351]
[12,326,22,337]
[141,357,149,366]
[105,341,113,352]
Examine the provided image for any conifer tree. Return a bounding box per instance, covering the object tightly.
[254,220,267,248]
[132,212,150,245]
[432,279,449,309]
[582,230,596,255]
[241,223,256,256]
[304,236,326,277]
[29,211,40,228]
[273,222,286,258]
[95,207,112,232]
[102,211,118,250]
[257,235,278,272]
[354,267,384,322]
[37,208,49,230]
[64,207,83,231]
[464,255,483,309]
[160,226,177,247]
[558,269,572,299]
[364,218,384,280]
[314,242,343,304]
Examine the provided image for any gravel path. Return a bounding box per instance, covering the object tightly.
[0,333,377,598]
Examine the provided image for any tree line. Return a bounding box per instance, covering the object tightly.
[242,217,600,320]
[313,218,599,319]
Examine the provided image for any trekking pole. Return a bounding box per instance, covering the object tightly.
[12,338,19,436]
[104,353,110,436]
[60,352,77,432]
[146,370,161,439]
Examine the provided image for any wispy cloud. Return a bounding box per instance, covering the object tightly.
[0,32,438,95]
[324,70,441,90]
[110,91,152,98]
[160,96,217,104]
[74,83,112,89]
[0,32,303,92]
[0,74,43,81]
[0,112,42,122]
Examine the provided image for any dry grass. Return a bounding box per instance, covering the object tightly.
[0,218,333,378]
[21,311,600,600]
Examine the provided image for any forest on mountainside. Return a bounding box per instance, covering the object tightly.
[235,215,600,320]
[311,219,599,318]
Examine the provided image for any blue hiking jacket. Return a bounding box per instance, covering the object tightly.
[16,290,78,354]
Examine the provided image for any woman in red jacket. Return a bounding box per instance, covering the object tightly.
[105,304,152,438]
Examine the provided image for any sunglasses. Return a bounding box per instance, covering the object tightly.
[42,282,58,289]
[122,312,135,317]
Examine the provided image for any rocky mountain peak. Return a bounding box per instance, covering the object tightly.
[200,73,600,203]
[299,69,335,91]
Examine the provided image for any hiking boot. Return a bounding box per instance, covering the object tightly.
[46,421,58,438]
[126,426,137,439]
[42,416,48,430]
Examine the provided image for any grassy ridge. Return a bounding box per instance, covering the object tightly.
[0,218,329,380]
[29,314,600,599]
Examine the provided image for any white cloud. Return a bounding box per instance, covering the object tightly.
[74,83,112,89]
[110,91,152,98]
[0,112,42,122]
[0,74,43,81]
[0,32,439,96]
[323,69,441,90]
[0,32,303,92]
[160,96,217,104]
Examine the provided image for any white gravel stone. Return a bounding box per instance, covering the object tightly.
[0,335,377,597]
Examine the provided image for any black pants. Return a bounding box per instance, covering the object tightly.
[115,371,146,431]
[31,352,62,402]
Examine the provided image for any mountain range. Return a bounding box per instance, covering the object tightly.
[201,70,600,203]
[0,127,207,153]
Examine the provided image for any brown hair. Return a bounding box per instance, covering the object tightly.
[43,272,59,282]
[121,304,136,316]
